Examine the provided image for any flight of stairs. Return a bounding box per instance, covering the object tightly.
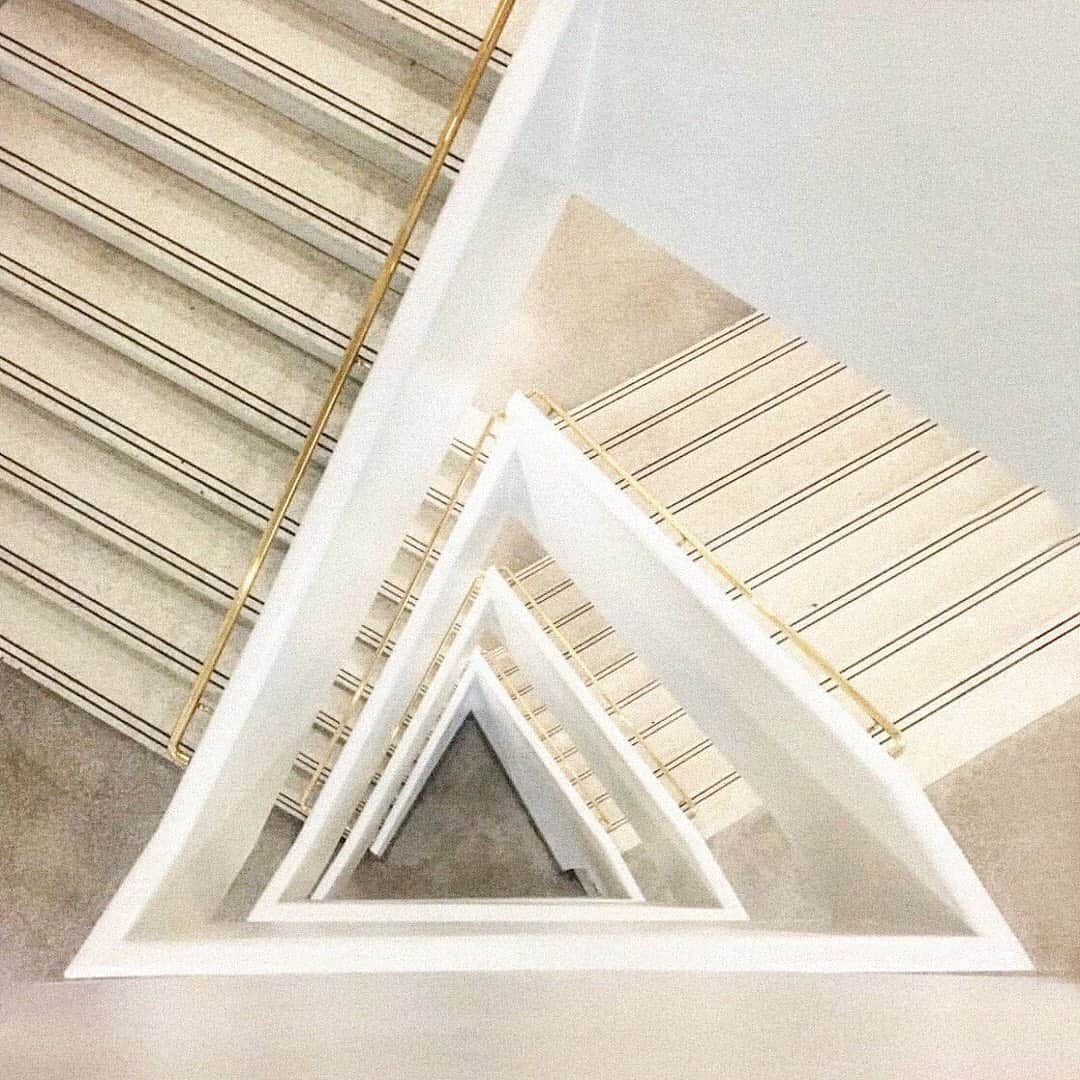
[4,0,1076,850]
[488,314,1080,844]
[0,0,515,817]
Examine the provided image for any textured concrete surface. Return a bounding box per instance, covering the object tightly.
[336,717,584,900]
[689,693,1080,969]
[479,196,753,412]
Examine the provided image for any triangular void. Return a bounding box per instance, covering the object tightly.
[240,394,1027,964]
[336,706,588,901]
[70,393,1031,974]
[331,648,642,901]
[303,574,732,909]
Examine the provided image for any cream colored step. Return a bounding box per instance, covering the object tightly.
[0,561,323,817]
[72,0,475,187]
[0,565,191,754]
[0,382,279,617]
[0,190,358,453]
[0,473,237,694]
[663,392,925,538]
[301,0,541,97]
[573,313,796,449]
[815,516,1080,720]
[0,82,392,366]
[892,606,1080,758]
[748,487,1076,725]
[0,290,306,541]
[0,0,428,291]
[495,613,714,804]
[594,340,840,480]
[0,455,456,815]
[769,485,1061,649]
[710,429,973,577]
[0,327,482,705]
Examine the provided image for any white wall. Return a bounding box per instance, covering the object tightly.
[575,0,1080,514]
[8,973,1080,1079]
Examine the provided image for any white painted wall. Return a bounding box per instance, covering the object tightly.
[9,974,1080,1080]
[574,0,1080,514]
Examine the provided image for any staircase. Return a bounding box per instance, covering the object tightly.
[0,0,516,817]
[484,315,1080,843]
[3,0,1077,856]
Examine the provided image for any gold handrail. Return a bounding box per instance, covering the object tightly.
[299,415,500,810]
[523,389,905,755]
[485,648,616,831]
[499,565,700,814]
[167,0,520,765]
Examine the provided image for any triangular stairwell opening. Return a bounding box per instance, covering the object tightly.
[337,715,585,900]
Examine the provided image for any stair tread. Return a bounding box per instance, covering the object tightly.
[300,0,531,91]
[0,288,302,521]
[73,0,477,182]
[0,78,397,361]
[0,187,362,433]
[0,0,430,288]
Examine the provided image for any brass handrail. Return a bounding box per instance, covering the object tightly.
[485,648,616,831]
[299,415,500,810]
[167,0,520,765]
[499,565,700,814]
[524,389,905,755]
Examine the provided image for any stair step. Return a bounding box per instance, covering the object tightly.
[0,345,483,700]
[851,529,1080,728]
[0,474,233,683]
[708,427,969,575]
[766,482,1059,643]
[0,289,306,538]
[0,563,321,817]
[0,0,431,293]
[0,80,395,364]
[0,468,452,816]
[0,189,359,452]
[0,570,188,753]
[665,392,927,540]
[300,0,535,95]
[72,0,475,187]
[0,381,277,612]
[572,312,794,448]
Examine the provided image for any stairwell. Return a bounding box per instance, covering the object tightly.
[3,0,1077,871]
[0,0,525,817]
[473,316,1080,846]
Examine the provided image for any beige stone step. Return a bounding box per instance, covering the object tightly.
[0,189,359,453]
[0,0,429,291]
[301,0,535,94]
[72,0,475,188]
[0,81,394,365]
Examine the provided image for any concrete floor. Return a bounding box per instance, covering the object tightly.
[335,718,584,901]
[479,195,753,412]
[697,691,1080,961]
[2,662,1078,980]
